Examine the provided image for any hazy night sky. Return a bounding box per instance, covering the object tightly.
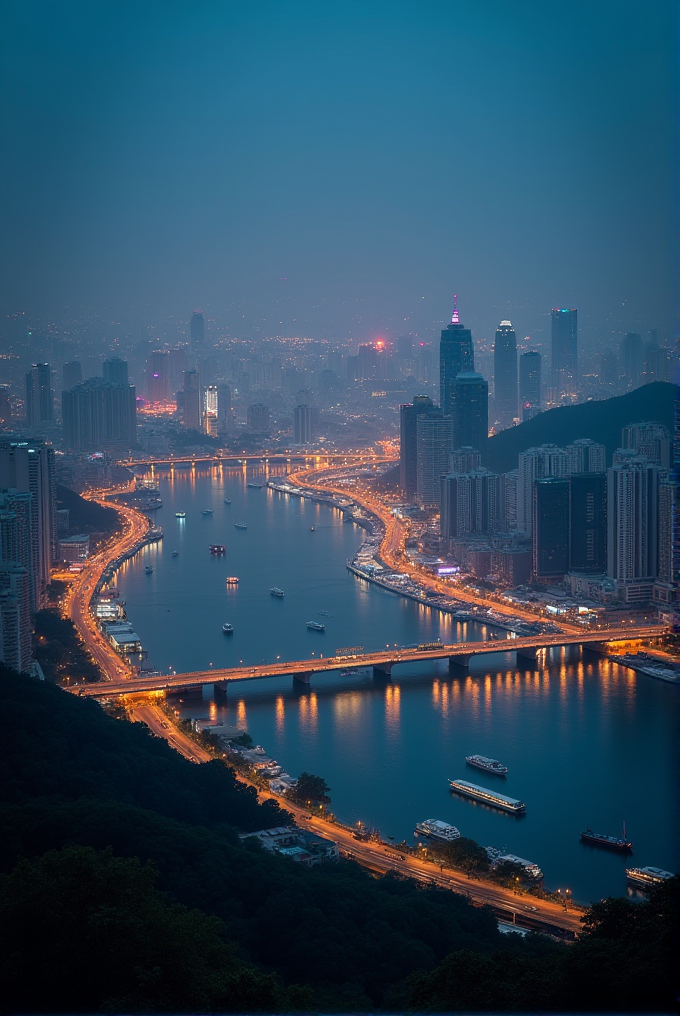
[0,0,677,347]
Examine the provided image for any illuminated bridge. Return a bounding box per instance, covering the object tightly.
[122,453,392,469]
[75,626,665,698]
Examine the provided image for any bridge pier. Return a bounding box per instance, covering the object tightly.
[373,662,393,679]
[516,646,540,667]
[213,681,229,702]
[449,654,473,674]
[581,642,609,658]
[293,671,313,686]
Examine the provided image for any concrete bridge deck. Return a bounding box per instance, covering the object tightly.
[76,626,663,698]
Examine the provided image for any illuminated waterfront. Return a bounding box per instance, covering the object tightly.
[116,467,678,903]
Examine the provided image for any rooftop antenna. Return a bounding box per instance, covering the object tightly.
[451,294,460,325]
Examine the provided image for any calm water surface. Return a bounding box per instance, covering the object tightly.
[116,467,678,903]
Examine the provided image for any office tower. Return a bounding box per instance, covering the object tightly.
[397,336,413,360]
[654,478,676,605]
[416,410,454,508]
[103,357,129,386]
[217,383,232,434]
[493,320,517,429]
[0,497,35,610]
[517,444,569,534]
[356,344,378,379]
[619,332,643,387]
[600,349,619,388]
[451,372,488,465]
[0,385,11,427]
[622,421,671,468]
[168,348,187,393]
[399,396,433,498]
[607,453,661,601]
[62,380,137,452]
[182,370,202,431]
[247,403,270,433]
[450,447,481,472]
[569,473,607,573]
[0,561,31,672]
[0,441,56,606]
[532,477,570,579]
[62,361,83,390]
[499,469,519,532]
[439,296,474,414]
[519,351,542,420]
[203,386,219,436]
[643,340,661,382]
[190,311,205,352]
[440,468,499,540]
[566,439,606,474]
[25,363,53,426]
[293,404,314,445]
[550,308,577,396]
[146,351,170,403]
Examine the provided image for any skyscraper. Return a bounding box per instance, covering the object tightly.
[190,311,205,352]
[451,372,488,464]
[399,395,433,499]
[569,472,607,573]
[416,410,454,508]
[293,403,314,445]
[182,370,202,431]
[0,495,35,610]
[62,380,137,452]
[517,444,569,534]
[440,468,499,540]
[566,439,606,474]
[0,440,56,606]
[622,421,671,468]
[619,333,643,388]
[0,561,31,672]
[493,320,517,429]
[247,403,270,433]
[519,351,541,420]
[550,308,577,397]
[103,357,129,386]
[217,383,232,435]
[607,452,661,601]
[62,362,83,390]
[146,351,170,403]
[532,477,570,579]
[25,363,53,426]
[439,296,474,414]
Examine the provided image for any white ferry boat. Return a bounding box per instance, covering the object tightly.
[415,819,461,842]
[625,866,674,890]
[270,587,285,598]
[234,523,248,530]
[307,621,325,631]
[222,623,234,634]
[449,779,526,814]
[486,848,543,879]
[201,509,213,516]
[466,754,508,775]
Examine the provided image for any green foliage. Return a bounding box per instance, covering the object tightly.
[490,859,527,887]
[426,836,491,875]
[288,771,332,806]
[56,483,121,540]
[231,731,253,747]
[33,607,102,684]
[0,845,299,1014]
[488,381,676,474]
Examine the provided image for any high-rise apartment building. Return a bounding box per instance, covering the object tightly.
[25,363,53,426]
[449,447,481,472]
[440,468,499,540]
[102,358,129,386]
[622,422,671,468]
[62,362,83,390]
[0,440,56,606]
[607,451,661,602]
[550,308,577,397]
[653,477,675,606]
[499,469,519,532]
[532,477,570,579]
[619,333,643,388]
[0,561,31,672]
[566,439,606,474]
[182,370,202,431]
[146,351,170,403]
[569,473,607,573]
[416,411,454,508]
[62,380,137,452]
[399,396,433,499]
[190,311,205,352]
[293,404,314,445]
[217,383,232,435]
[493,321,517,429]
[517,444,569,534]
[519,351,541,420]
[247,403,270,433]
[451,372,488,465]
[0,497,35,610]
[439,297,474,415]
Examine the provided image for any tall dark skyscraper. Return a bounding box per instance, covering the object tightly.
[399,395,433,499]
[182,370,202,430]
[519,350,541,420]
[439,296,474,414]
[619,332,644,388]
[532,476,570,578]
[0,440,56,607]
[25,363,53,426]
[569,472,607,573]
[451,372,489,464]
[190,311,205,352]
[103,357,129,386]
[62,361,82,390]
[62,379,137,452]
[550,308,577,396]
[493,320,517,429]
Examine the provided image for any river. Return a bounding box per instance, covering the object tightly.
[114,465,678,904]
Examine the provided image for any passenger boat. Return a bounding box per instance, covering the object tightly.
[307,621,325,631]
[625,866,674,890]
[270,587,285,597]
[415,819,460,842]
[310,526,315,531]
[210,544,226,555]
[580,823,632,852]
[222,623,234,634]
[449,779,526,814]
[247,482,263,488]
[201,509,213,516]
[171,551,179,558]
[234,523,248,530]
[225,576,239,585]
[465,754,508,776]
[145,566,153,575]
[486,848,543,879]
[223,498,232,504]
[175,511,186,519]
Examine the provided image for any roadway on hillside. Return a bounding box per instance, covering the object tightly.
[130,700,582,937]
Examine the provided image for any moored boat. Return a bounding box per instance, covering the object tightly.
[247,482,263,488]
[171,551,179,557]
[222,623,234,634]
[234,523,248,530]
[201,509,213,516]
[415,819,460,842]
[270,587,285,597]
[625,866,674,890]
[307,621,325,631]
[449,779,525,814]
[145,565,153,574]
[223,498,232,504]
[225,576,239,585]
[210,544,226,555]
[465,754,508,775]
[580,823,632,852]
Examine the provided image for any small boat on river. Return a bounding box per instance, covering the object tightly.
[222,623,234,634]
[307,621,325,631]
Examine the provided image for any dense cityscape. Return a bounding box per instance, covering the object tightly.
[0,2,677,1014]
